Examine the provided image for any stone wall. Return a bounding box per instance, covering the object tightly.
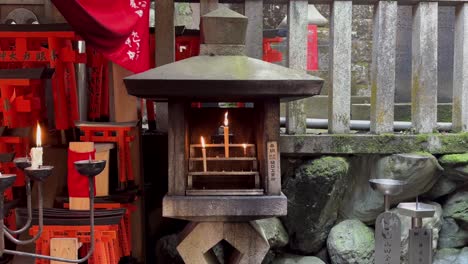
[155,153,468,264]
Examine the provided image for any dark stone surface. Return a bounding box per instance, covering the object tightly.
[438,218,468,249]
[282,157,348,254]
[443,191,468,226]
[163,194,287,221]
[155,234,184,264]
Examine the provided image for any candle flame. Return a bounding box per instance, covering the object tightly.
[243,143,247,150]
[201,136,206,148]
[36,123,41,147]
[224,111,228,127]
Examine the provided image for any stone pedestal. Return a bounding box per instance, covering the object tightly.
[177,222,270,264]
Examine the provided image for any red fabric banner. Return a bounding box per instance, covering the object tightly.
[67,149,96,198]
[51,0,150,73]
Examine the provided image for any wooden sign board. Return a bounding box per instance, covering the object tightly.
[267,141,280,194]
[50,238,78,264]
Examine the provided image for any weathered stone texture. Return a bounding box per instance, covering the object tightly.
[251,217,289,249]
[328,1,352,133]
[370,1,397,133]
[452,4,468,132]
[443,191,468,227]
[326,219,375,264]
[286,0,308,134]
[424,176,458,200]
[411,2,439,133]
[177,222,270,264]
[282,157,349,254]
[245,0,263,59]
[438,218,468,249]
[433,247,468,264]
[339,153,441,223]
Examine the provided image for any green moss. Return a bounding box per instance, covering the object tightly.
[439,153,468,165]
[302,156,349,179]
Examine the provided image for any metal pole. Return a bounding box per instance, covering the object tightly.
[279,117,453,131]
[5,178,32,235]
[412,217,423,229]
[384,195,390,212]
[4,182,43,244]
[3,179,95,263]
[77,40,87,121]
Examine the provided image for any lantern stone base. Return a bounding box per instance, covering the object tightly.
[163,193,287,222]
[177,221,270,264]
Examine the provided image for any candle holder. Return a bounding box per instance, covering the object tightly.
[369,178,406,264]
[0,159,106,263]
[3,158,33,236]
[397,200,436,264]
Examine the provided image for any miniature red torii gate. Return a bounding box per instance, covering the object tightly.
[0,24,86,130]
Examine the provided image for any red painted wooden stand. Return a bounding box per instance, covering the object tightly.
[76,122,137,188]
[30,225,121,264]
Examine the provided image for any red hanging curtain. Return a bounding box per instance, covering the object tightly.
[51,0,150,73]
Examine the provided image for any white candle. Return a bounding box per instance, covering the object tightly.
[30,123,43,169]
[201,136,207,172]
[223,111,229,158]
[243,143,247,157]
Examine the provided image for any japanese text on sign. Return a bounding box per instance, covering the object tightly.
[267,141,279,183]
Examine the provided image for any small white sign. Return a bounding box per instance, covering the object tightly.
[267,141,280,188]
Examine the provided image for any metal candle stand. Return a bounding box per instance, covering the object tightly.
[398,200,436,264]
[370,179,406,264]
[370,179,437,264]
[0,157,106,263]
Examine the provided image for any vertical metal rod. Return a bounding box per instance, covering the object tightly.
[77,40,87,121]
[5,178,32,235]
[384,195,390,212]
[412,217,423,228]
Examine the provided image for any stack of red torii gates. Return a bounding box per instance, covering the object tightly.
[0,24,132,263]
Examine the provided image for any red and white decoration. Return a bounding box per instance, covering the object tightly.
[52,0,150,73]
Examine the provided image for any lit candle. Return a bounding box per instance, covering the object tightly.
[201,136,207,172]
[223,111,229,158]
[243,143,247,157]
[30,123,43,169]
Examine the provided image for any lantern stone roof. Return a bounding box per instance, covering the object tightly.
[124,55,322,101]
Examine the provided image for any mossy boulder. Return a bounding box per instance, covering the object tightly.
[439,153,468,181]
[282,156,349,254]
[326,219,375,264]
[443,191,468,226]
[340,153,442,223]
[424,176,458,200]
[438,218,468,249]
[434,247,468,264]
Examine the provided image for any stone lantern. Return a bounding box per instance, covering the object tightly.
[125,7,323,263]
